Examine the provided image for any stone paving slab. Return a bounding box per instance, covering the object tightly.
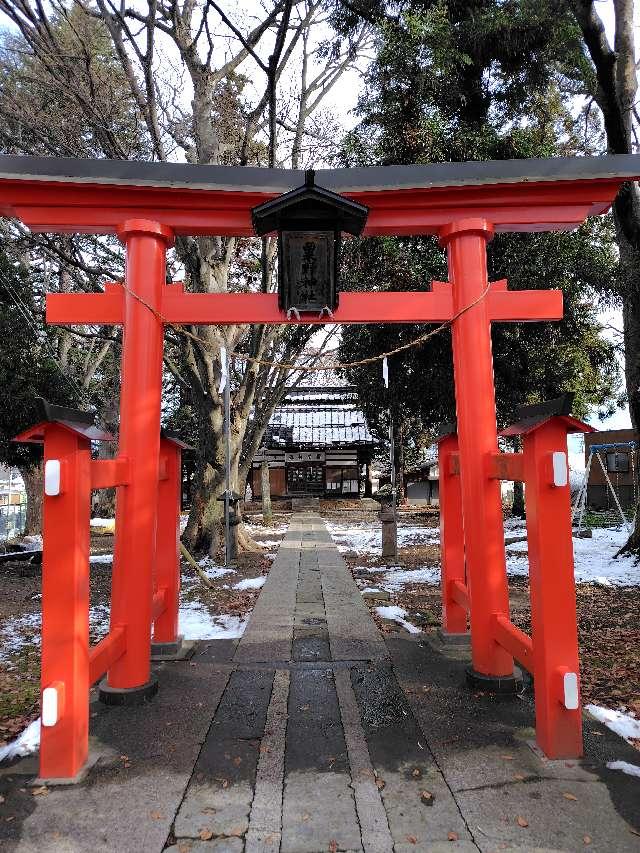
[387,633,640,853]
[2,512,639,853]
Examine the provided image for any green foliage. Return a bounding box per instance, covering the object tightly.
[0,246,77,469]
[337,0,622,454]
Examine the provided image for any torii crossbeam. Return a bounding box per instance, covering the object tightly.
[2,152,640,778]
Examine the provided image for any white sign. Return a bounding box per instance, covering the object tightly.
[285,452,325,463]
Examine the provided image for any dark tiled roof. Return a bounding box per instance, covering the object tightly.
[266,387,374,448]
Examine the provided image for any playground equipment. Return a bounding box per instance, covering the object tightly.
[572,441,638,534]
[438,396,594,758]
[2,153,640,778]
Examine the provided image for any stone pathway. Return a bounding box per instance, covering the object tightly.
[1,512,639,853]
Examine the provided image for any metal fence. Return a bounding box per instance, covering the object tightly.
[0,501,27,541]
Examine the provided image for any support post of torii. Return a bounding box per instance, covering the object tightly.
[99,219,174,704]
[441,219,516,688]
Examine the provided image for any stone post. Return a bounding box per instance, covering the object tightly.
[261,458,273,526]
[377,496,397,559]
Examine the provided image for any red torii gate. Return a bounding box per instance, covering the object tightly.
[1,153,638,780]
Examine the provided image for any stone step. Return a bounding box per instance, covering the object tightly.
[291,496,320,510]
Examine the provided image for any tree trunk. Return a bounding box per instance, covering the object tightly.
[261,459,273,526]
[510,437,525,517]
[394,419,406,503]
[364,461,373,497]
[182,397,225,557]
[512,480,525,518]
[20,462,43,537]
[614,222,640,554]
[93,388,120,517]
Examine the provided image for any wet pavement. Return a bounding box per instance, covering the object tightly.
[1,512,639,852]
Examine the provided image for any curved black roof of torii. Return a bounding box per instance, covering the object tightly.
[1,152,640,193]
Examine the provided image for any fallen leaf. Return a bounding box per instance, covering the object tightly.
[411,767,422,778]
[328,841,338,853]
[32,787,48,797]
[447,831,458,841]
[583,835,592,846]
[563,792,578,801]
[406,834,417,844]
[420,790,434,805]
[513,774,525,781]
[376,778,386,791]
[150,811,164,820]
[229,827,243,837]
[302,813,310,822]
[501,754,515,761]
[516,816,529,828]
[199,829,214,841]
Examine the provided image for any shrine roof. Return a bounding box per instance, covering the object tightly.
[266,386,375,448]
[0,153,640,193]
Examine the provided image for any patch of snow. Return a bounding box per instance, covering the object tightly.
[253,539,281,549]
[0,605,110,661]
[196,559,236,580]
[245,522,288,537]
[376,604,421,635]
[179,603,246,640]
[586,704,640,743]
[89,554,113,564]
[326,521,440,555]
[606,760,640,778]
[20,535,42,551]
[0,718,41,764]
[233,576,266,591]
[381,565,440,591]
[90,517,114,527]
[507,526,640,585]
[0,612,41,659]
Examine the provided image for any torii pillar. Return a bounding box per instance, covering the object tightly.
[441,219,516,688]
[100,219,174,702]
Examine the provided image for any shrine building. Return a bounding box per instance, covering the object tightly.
[249,386,376,499]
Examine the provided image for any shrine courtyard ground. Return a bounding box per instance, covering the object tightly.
[1,511,640,852]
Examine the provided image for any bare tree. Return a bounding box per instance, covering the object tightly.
[0,0,372,553]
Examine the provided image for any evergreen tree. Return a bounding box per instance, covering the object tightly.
[336,1,622,496]
[0,246,78,534]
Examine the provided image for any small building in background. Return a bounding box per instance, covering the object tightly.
[584,427,638,509]
[405,447,440,506]
[250,387,376,499]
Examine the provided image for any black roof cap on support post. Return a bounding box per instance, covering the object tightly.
[516,393,575,421]
[36,397,96,427]
[251,169,369,236]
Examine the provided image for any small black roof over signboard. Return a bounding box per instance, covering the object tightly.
[251,170,368,236]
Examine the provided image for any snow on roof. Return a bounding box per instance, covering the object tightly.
[266,386,374,448]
